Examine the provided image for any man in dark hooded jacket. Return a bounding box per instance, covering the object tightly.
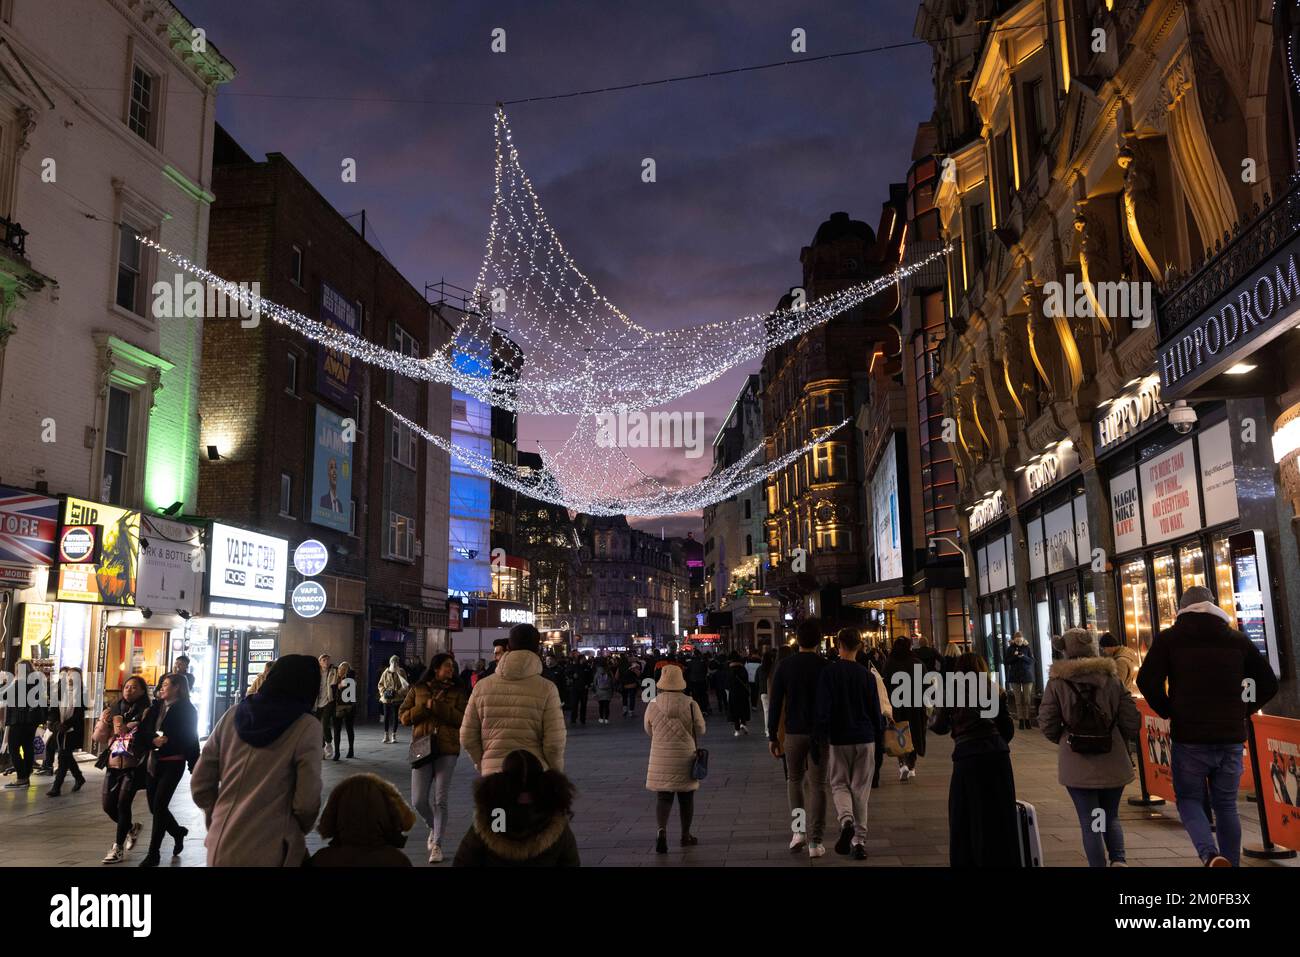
[1137,586,1277,866]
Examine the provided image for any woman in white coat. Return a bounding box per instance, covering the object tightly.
[643,663,705,854]
[191,655,323,867]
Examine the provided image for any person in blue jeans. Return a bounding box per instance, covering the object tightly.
[1137,586,1278,866]
[1037,628,1140,866]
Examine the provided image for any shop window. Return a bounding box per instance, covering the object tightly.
[1152,550,1178,629]
[1211,536,1239,628]
[1179,544,1206,593]
[1120,558,1153,654]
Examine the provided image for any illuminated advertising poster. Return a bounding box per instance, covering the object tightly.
[870,436,902,581]
[56,497,140,606]
[0,485,58,567]
[1109,469,1143,553]
[311,404,353,533]
[1135,698,1176,802]
[1139,438,1199,545]
[1027,517,1045,579]
[1043,502,1075,574]
[137,516,203,614]
[1252,714,1300,851]
[1198,419,1239,528]
[316,282,360,404]
[209,523,289,606]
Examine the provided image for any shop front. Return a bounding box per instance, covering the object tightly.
[968,488,1017,677]
[0,485,59,671]
[1017,440,1093,685]
[1099,393,1279,675]
[193,521,289,734]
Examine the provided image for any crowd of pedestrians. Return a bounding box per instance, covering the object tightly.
[0,591,1282,869]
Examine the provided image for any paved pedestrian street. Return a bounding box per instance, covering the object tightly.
[1,710,1294,869]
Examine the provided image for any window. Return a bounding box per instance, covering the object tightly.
[128,63,158,145]
[744,498,752,520]
[280,473,293,517]
[290,245,303,287]
[745,534,753,556]
[286,353,299,395]
[102,387,132,505]
[391,412,418,469]
[393,325,420,358]
[388,511,415,560]
[968,203,988,275]
[116,223,147,315]
[1022,78,1046,164]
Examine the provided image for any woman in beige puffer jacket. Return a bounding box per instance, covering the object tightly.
[644,664,706,853]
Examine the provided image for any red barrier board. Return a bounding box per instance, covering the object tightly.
[1251,712,1300,852]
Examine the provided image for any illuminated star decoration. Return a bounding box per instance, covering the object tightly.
[138,111,948,417]
[383,401,849,517]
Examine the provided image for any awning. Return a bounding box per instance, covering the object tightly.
[842,579,911,605]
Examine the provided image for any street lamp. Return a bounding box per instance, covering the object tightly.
[927,536,970,578]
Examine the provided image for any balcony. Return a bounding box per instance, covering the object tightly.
[1159,179,1300,341]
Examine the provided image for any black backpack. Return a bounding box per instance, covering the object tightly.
[1062,680,1117,754]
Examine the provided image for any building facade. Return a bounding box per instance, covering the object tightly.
[703,374,767,613]
[918,0,1300,711]
[0,0,232,726]
[199,128,453,715]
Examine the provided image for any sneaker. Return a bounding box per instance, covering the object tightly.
[851,844,868,861]
[899,765,910,783]
[740,725,750,734]
[807,842,826,859]
[428,843,443,864]
[323,745,333,759]
[427,831,436,852]
[789,834,807,853]
[655,830,668,854]
[907,768,917,780]
[3,779,30,789]
[733,730,741,737]
[1110,860,1128,867]
[102,844,123,865]
[124,822,142,852]
[835,821,855,856]
[1206,855,1232,867]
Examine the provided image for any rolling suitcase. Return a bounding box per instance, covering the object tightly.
[1016,799,1044,867]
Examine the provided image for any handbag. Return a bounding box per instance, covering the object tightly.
[408,730,437,767]
[688,705,708,781]
[883,719,914,758]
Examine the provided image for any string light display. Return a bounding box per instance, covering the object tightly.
[140,110,947,416]
[383,401,849,517]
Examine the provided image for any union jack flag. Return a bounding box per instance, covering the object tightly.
[0,487,58,567]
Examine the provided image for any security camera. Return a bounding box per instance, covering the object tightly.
[1169,400,1196,435]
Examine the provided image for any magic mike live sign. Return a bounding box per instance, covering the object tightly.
[1158,233,1300,399]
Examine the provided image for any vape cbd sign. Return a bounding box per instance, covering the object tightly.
[209,523,288,606]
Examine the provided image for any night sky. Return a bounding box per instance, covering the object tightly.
[182,0,934,537]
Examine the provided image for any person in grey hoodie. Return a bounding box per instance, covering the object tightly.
[1036,627,1140,867]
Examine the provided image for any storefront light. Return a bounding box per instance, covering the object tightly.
[1273,416,1300,464]
[1225,363,1257,375]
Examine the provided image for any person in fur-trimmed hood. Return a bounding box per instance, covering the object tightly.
[1037,627,1140,867]
[452,749,579,867]
[1137,586,1278,867]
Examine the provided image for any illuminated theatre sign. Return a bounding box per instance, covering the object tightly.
[1158,233,1300,398]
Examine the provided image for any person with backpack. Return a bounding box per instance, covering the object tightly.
[1137,585,1279,867]
[1036,627,1140,867]
[1005,633,1037,730]
[643,663,706,853]
[592,661,615,724]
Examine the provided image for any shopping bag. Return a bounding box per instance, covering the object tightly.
[884,719,914,757]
